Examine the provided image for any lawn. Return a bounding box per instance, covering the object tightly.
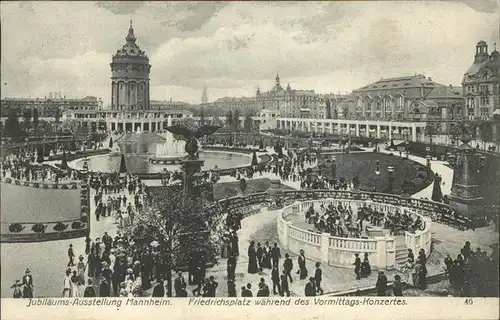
[318,152,433,194]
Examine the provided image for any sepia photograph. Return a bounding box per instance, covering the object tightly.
[0,1,499,319]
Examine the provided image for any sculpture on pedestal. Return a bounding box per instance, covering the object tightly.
[447,122,487,224]
[165,122,220,196]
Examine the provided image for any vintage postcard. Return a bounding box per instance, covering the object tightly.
[0,1,499,319]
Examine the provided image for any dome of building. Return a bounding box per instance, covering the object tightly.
[112,20,149,61]
[477,40,487,46]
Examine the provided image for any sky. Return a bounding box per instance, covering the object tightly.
[1,1,499,106]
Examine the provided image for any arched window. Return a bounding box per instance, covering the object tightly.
[396,95,404,110]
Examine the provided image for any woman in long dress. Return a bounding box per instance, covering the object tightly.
[70,271,80,297]
[413,263,421,288]
[62,270,72,297]
[361,253,371,278]
[401,259,415,287]
[247,241,258,274]
[298,249,308,280]
[77,256,86,285]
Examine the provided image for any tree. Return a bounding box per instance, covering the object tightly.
[448,123,463,146]
[226,110,233,128]
[232,109,241,131]
[4,111,25,141]
[36,147,44,163]
[243,115,253,133]
[109,137,114,149]
[54,107,62,124]
[60,151,69,170]
[22,108,32,131]
[424,123,438,144]
[431,173,443,202]
[32,108,39,133]
[259,138,265,151]
[200,107,205,125]
[123,186,224,297]
[251,150,259,165]
[240,178,247,194]
[119,154,127,174]
[478,122,493,150]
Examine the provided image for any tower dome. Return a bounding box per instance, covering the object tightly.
[110,21,151,111]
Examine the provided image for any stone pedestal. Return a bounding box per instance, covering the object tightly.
[181,158,205,196]
[449,142,485,220]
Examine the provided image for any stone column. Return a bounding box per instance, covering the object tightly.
[282,220,291,250]
[376,124,381,139]
[411,123,417,141]
[355,123,360,136]
[375,236,387,270]
[388,124,392,140]
[320,233,330,264]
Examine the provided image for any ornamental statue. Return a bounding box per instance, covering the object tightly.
[165,121,220,160]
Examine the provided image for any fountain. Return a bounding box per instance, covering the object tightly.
[150,115,186,165]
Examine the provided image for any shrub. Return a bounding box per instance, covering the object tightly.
[53,222,69,232]
[80,215,88,223]
[71,221,84,229]
[43,184,49,189]
[23,182,30,187]
[53,184,59,189]
[71,184,78,189]
[61,185,69,190]
[15,180,20,185]
[31,223,47,233]
[5,178,12,183]
[33,183,40,188]
[9,223,24,233]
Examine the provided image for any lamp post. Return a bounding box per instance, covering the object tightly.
[387,166,394,193]
[426,146,431,168]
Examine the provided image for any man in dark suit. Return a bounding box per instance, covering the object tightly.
[206,276,218,297]
[84,279,96,297]
[280,270,290,297]
[256,242,263,271]
[314,262,324,295]
[354,253,361,280]
[241,284,253,297]
[152,279,165,297]
[271,267,281,295]
[227,255,237,281]
[305,277,317,296]
[283,253,293,283]
[376,271,388,296]
[271,243,281,269]
[174,272,186,297]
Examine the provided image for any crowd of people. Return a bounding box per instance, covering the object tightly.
[304,202,424,238]
[443,241,499,297]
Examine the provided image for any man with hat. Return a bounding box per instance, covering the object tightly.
[304,277,317,296]
[12,280,22,298]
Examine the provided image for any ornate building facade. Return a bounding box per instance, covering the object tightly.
[256,74,318,118]
[0,95,101,118]
[110,21,151,111]
[462,41,500,120]
[338,74,463,133]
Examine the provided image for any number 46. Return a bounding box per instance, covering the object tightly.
[464,298,473,305]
